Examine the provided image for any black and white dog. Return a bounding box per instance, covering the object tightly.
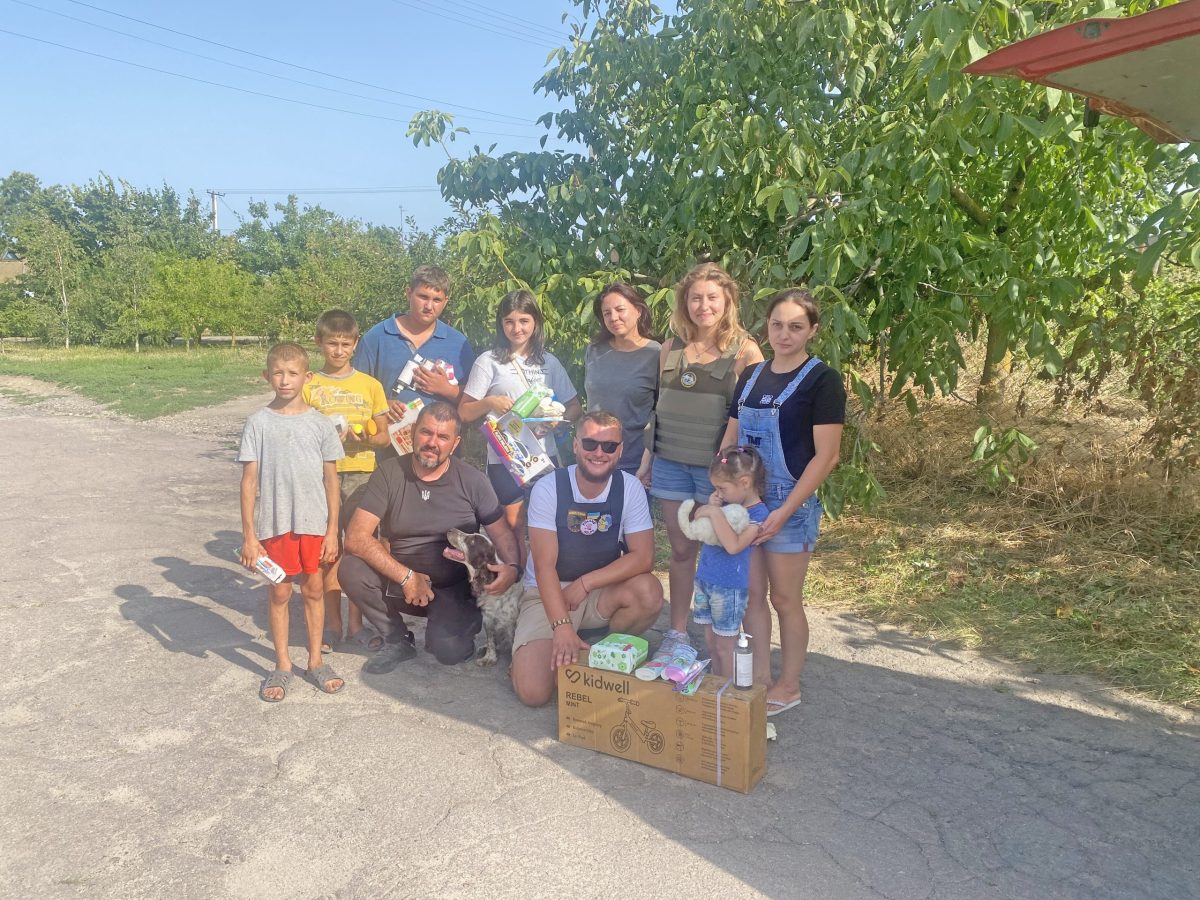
[444,528,523,666]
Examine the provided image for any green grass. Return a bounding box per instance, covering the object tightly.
[0,346,267,418]
[807,478,1200,708]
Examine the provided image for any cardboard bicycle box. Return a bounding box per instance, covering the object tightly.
[557,652,767,793]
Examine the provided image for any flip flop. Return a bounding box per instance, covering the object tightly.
[321,629,341,654]
[309,663,345,694]
[260,668,293,703]
[766,695,802,717]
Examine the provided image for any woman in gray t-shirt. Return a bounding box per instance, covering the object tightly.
[583,282,662,475]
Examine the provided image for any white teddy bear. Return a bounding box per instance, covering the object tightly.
[677,498,751,546]
[534,396,566,418]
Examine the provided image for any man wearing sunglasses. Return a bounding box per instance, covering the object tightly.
[511,411,664,706]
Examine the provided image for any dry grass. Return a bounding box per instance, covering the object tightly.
[808,359,1200,708]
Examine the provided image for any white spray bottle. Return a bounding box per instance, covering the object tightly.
[734,631,753,689]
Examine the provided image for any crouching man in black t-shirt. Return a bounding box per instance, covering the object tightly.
[341,402,521,672]
[511,411,664,706]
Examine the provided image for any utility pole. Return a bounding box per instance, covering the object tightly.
[398,205,405,240]
[207,190,224,233]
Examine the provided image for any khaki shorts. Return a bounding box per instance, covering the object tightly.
[513,585,609,650]
[338,470,373,530]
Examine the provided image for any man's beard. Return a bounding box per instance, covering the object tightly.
[415,448,442,470]
[576,458,615,485]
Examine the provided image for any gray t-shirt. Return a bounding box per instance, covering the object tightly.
[584,339,661,471]
[357,456,503,588]
[463,349,578,464]
[237,407,344,540]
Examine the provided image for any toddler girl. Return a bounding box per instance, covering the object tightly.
[690,445,768,678]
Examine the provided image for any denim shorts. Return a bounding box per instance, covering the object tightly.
[692,578,749,637]
[763,487,822,553]
[650,455,715,504]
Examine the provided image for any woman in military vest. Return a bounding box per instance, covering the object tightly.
[636,263,764,650]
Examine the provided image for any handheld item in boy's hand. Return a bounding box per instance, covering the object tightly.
[328,413,349,436]
[395,354,458,393]
[236,549,286,584]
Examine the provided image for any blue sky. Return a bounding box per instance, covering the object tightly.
[0,0,583,232]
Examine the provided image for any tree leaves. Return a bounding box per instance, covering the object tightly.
[407,0,1200,501]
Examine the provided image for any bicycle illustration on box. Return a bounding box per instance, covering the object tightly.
[610,697,665,755]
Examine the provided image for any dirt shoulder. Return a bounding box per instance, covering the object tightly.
[0,374,270,447]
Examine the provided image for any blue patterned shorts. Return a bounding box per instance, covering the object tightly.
[692,578,749,637]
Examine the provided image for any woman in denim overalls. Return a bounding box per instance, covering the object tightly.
[721,289,845,714]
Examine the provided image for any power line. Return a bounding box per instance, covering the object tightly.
[217,194,241,230]
[446,0,571,41]
[8,0,535,127]
[385,0,560,51]
[0,27,544,139]
[59,0,538,125]
[436,0,571,42]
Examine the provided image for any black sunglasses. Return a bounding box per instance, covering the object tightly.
[579,437,622,454]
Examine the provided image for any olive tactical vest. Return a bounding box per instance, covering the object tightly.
[651,338,744,467]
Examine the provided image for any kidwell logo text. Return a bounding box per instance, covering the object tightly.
[581,672,629,694]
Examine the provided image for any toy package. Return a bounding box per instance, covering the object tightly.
[387,398,424,456]
[481,410,554,487]
[393,354,458,395]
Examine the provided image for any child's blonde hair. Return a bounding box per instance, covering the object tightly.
[266,341,310,371]
[709,444,765,498]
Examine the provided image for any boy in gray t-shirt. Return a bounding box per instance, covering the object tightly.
[238,342,345,702]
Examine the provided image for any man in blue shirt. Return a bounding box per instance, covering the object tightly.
[353,265,475,422]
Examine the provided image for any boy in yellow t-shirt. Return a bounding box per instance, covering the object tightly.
[304,309,390,651]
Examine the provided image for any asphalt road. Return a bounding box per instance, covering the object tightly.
[2,381,1197,899]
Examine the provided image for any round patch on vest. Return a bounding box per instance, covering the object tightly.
[580,518,598,535]
[680,370,698,388]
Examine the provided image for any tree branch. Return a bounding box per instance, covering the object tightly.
[950,185,990,229]
[847,255,882,298]
[919,282,989,298]
[998,155,1030,217]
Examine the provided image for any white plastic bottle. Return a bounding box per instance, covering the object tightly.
[734,632,753,690]
[236,549,286,584]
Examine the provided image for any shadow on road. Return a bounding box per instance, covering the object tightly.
[107,529,1200,898]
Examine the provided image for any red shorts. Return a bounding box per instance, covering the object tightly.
[261,532,324,577]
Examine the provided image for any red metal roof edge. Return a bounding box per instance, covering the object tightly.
[963,0,1200,79]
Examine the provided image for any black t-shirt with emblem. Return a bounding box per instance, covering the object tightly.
[358,455,502,587]
[727,360,846,481]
